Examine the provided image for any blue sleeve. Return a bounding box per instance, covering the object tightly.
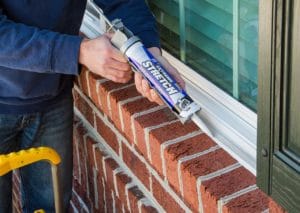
[95,0,160,48]
[0,6,82,75]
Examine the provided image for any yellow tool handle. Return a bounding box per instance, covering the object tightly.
[0,147,61,176]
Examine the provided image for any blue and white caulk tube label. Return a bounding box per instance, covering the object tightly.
[121,37,201,121]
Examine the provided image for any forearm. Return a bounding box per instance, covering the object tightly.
[0,11,82,75]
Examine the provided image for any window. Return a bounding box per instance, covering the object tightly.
[148,0,258,111]
[147,0,258,174]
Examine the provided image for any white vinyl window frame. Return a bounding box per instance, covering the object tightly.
[80,1,257,175]
[163,51,257,175]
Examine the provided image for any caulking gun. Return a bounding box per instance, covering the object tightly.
[87,1,212,136]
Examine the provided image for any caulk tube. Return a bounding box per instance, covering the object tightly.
[119,36,200,122]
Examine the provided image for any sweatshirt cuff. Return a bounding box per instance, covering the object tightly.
[51,34,83,75]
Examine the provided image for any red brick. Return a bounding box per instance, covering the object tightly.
[104,158,119,191]
[93,147,107,212]
[115,197,125,213]
[72,140,80,181]
[149,121,199,176]
[140,204,158,213]
[73,123,89,201]
[98,80,134,116]
[72,180,92,210]
[115,172,132,211]
[73,120,87,144]
[102,158,120,213]
[109,84,140,131]
[181,148,237,212]
[73,89,94,126]
[93,146,105,172]
[95,168,106,212]
[165,134,216,195]
[121,98,158,143]
[104,183,114,212]
[95,115,119,154]
[134,107,177,159]
[71,188,82,210]
[85,136,97,167]
[88,71,106,110]
[151,175,185,213]
[122,143,150,189]
[78,67,89,95]
[200,167,256,213]
[73,124,89,201]
[222,189,269,213]
[127,186,144,212]
[269,198,286,213]
[85,136,99,209]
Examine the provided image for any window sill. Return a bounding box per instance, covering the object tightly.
[163,50,257,175]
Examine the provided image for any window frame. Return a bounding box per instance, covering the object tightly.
[162,50,257,175]
[257,0,300,211]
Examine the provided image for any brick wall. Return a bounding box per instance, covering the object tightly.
[70,67,286,213]
[12,67,286,212]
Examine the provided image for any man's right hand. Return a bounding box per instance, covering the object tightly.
[79,34,132,83]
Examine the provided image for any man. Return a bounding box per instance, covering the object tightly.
[0,0,183,212]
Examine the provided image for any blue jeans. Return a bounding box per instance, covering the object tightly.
[0,97,73,213]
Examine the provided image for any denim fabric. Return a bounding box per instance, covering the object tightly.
[0,96,73,213]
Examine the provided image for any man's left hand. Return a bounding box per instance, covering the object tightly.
[134,47,185,105]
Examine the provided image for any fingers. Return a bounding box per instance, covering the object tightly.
[134,72,164,105]
[135,72,143,94]
[150,89,164,105]
[106,58,131,71]
[106,73,132,83]
[156,56,185,89]
[101,57,131,83]
[111,47,128,63]
[79,34,134,83]
[169,66,185,88]
[141,78,153,102]
[104,67,132,83]
[147,47,186,89]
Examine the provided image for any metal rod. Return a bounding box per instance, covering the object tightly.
[51,164,62,213]
[88,0,116,32]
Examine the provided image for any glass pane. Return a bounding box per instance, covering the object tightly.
[238,0,258,111]
[148,0,259,111]
[149,0,180,57]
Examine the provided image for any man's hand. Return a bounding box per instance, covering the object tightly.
[79,34,132,83]
[134,47,185,105]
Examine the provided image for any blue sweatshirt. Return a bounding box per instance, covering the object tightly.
[0,0,159,114]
